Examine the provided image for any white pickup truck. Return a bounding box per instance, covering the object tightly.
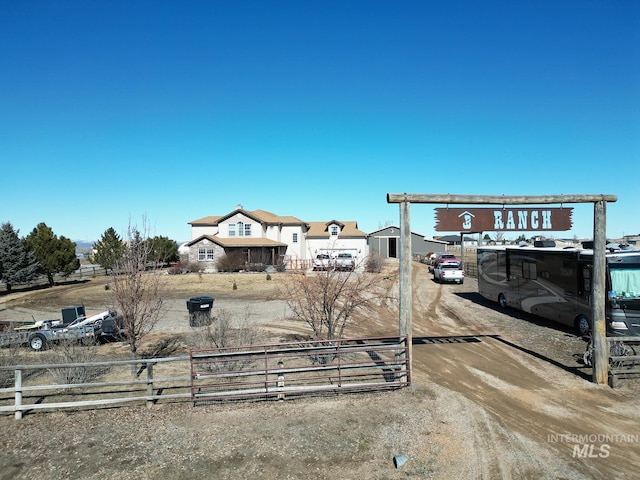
[433,262,464,284]
[335,253,356,271]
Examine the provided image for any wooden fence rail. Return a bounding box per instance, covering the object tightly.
[0,336,411,419]
[0,356,191,419]
[607,337,640,388]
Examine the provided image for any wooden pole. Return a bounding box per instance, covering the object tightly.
[399,200,412,382]
[592,200,608,384]
[146,362,154,408]
[387,193,617,204]
[14,369,22,420]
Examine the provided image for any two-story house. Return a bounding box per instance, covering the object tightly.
[186,206,368,270]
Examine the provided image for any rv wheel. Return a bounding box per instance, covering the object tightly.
[575,316,590,337]
[498,293,507,309]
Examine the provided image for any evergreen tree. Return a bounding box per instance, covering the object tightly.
[92,227,125,273]
[56,235,81,279]
[25,222,80,286]
[147,235,179,265]
[0,222,39,292]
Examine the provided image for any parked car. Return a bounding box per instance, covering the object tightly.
[335,253,356,271]
[433,262,464,284]
[313,254,333,271]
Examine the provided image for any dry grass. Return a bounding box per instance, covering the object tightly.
[0,271,286,322]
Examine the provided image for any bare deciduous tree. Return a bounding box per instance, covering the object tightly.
[281,262,395,341]
[109,220,165,370]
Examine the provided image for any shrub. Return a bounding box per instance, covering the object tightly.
[0,343,23,388]
[216,252,247,272]
[365,253,384,273]
[188,309,265,373]
[45,338,110,385]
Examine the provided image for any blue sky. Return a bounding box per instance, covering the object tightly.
[1,0,638,243]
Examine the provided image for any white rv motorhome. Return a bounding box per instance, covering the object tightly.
[477,243,640,337]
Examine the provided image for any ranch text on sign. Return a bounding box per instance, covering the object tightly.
[434,207,573,232]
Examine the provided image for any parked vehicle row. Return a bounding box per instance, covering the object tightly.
[312,253,356,271]
[427,253,459,272]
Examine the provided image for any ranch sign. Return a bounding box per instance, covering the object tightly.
[434,207,573,232]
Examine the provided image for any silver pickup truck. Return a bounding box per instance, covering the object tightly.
[433,262,464,284]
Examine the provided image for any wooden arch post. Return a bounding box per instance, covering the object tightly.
[387,193,617,385]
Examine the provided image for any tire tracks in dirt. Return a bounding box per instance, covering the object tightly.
[407,262,640,479]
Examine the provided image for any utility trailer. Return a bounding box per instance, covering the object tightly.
[0,306,124,351]
[1,324,97,351]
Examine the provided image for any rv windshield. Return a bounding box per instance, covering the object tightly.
[610,267,640,299]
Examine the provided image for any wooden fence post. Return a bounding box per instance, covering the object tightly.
[399,200,412,383]
[14,369,22,420]
[146,363,154,408]
[592,200,608,384]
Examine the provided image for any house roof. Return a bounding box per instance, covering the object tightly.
[188,215,222,226]
[306,221,367,239]
[367,225,401,236]
[367,225,449,244]
[189,209,307,227]
[187,235,287,248]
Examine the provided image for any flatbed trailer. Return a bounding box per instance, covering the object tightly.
[1,324,96,351]
[0,307,124,351]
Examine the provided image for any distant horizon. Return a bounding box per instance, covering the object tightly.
[70,231,638,249]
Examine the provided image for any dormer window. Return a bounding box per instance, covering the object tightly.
[330,225,339,236]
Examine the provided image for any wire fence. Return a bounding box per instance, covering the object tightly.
[0,265,109,294]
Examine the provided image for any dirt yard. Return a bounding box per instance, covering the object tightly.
[0,264,639,479]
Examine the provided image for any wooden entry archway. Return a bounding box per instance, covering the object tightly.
[386,193,617,385]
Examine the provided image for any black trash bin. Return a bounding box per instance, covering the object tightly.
[187,296,215,327]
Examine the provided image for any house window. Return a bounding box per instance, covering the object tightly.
[244,223,252,236]
[292,233,298,243]
[228,224,236,237]
[238,222,244,237]
[330,226,339,236]
[198,248,215,261]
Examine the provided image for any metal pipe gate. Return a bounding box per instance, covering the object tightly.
[190,336,410,404]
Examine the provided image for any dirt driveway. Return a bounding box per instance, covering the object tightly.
[407,264,639,479]
[0,265,639,479]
